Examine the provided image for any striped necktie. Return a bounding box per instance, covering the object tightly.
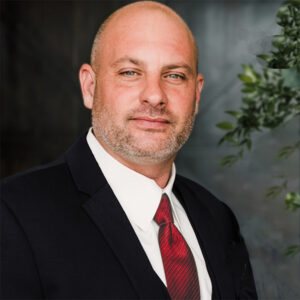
[154,193,200,300]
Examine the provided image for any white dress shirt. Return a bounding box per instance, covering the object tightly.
[87,128,212,300]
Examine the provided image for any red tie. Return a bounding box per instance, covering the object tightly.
[154,194,200,300]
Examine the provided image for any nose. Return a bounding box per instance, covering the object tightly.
[139,76,167,107]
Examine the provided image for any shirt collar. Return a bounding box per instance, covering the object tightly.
[86,128,176,231]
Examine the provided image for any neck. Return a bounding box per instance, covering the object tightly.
[119,158,174,189]
[98,139,175,188]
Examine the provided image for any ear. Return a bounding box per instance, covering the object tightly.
[79,63,96,109]
[194,73,204,115]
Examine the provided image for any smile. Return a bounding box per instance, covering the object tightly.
[130,116,170,129]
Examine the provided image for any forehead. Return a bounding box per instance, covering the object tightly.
[98,9,196,69]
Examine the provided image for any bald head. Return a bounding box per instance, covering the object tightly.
[90,1,198,73]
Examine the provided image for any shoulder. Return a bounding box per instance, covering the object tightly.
[174,174,240,238]
[175,176,257,298]
[2,155,67,189]
[1,132,90,197]
[175,174,233,214]
[1,156,74,210]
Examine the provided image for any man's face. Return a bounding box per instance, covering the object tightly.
[91,10,203,164]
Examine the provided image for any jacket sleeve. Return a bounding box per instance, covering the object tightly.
[0,198,44,299]
[223,202,258,300]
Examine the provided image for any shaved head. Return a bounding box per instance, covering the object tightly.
[79,0,204,171]
[90,1,198,73]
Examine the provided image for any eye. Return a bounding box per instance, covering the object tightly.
[166,73,186,80]
[120,70,138,76]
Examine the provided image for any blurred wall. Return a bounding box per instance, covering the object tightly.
[1,0,299,298]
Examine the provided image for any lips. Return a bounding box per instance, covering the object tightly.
[130,116,170,129]
[132,116,170,123]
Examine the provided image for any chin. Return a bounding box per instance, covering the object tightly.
[125,151,175,165]
[123,142,178,164]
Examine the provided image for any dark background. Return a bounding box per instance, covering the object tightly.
[1,0,299,298]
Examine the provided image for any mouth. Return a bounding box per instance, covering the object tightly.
[130,116,170,129]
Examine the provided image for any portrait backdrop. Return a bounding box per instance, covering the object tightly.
[1,0,299,298]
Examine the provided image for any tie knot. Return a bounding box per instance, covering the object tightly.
[154,194,173,226]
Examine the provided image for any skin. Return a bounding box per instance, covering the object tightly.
[79,1,204,188]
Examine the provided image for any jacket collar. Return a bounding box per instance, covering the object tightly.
[173,175,235,300]
[65,133,235,299]
[65,133,170,299]
[65,132,106,196]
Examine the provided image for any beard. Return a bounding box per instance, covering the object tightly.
[92,97,196,164]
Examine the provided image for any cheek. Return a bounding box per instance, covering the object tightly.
[98,78,141,108]
[95,88,137,123]
[166,87,196,115]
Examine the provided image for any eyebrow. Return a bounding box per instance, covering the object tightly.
[111,56,145,68]
[164,64,194,75]
[111,56,194,75]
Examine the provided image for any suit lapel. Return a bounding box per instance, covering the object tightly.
[82,184,169,299]
[174,177,235,300]
[65,134,169,299]
[65,134,235,299]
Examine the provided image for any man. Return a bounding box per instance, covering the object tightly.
[1,1,257,299]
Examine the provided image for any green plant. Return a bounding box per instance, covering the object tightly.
[216,0,300,256]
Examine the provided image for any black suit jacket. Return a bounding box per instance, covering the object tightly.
[1,134,257,299]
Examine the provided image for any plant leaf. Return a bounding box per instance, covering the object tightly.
[225,110,242,119]
[284,245,300,257]
[277,146,295,159]
[246,139,252,150]
[265,185,283,198]
[285,192,300,211]
[242,86,256,93]
[238,74,256,83]
[216,122,234,131]
[219,155,239,167]
[257,54,273,63]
